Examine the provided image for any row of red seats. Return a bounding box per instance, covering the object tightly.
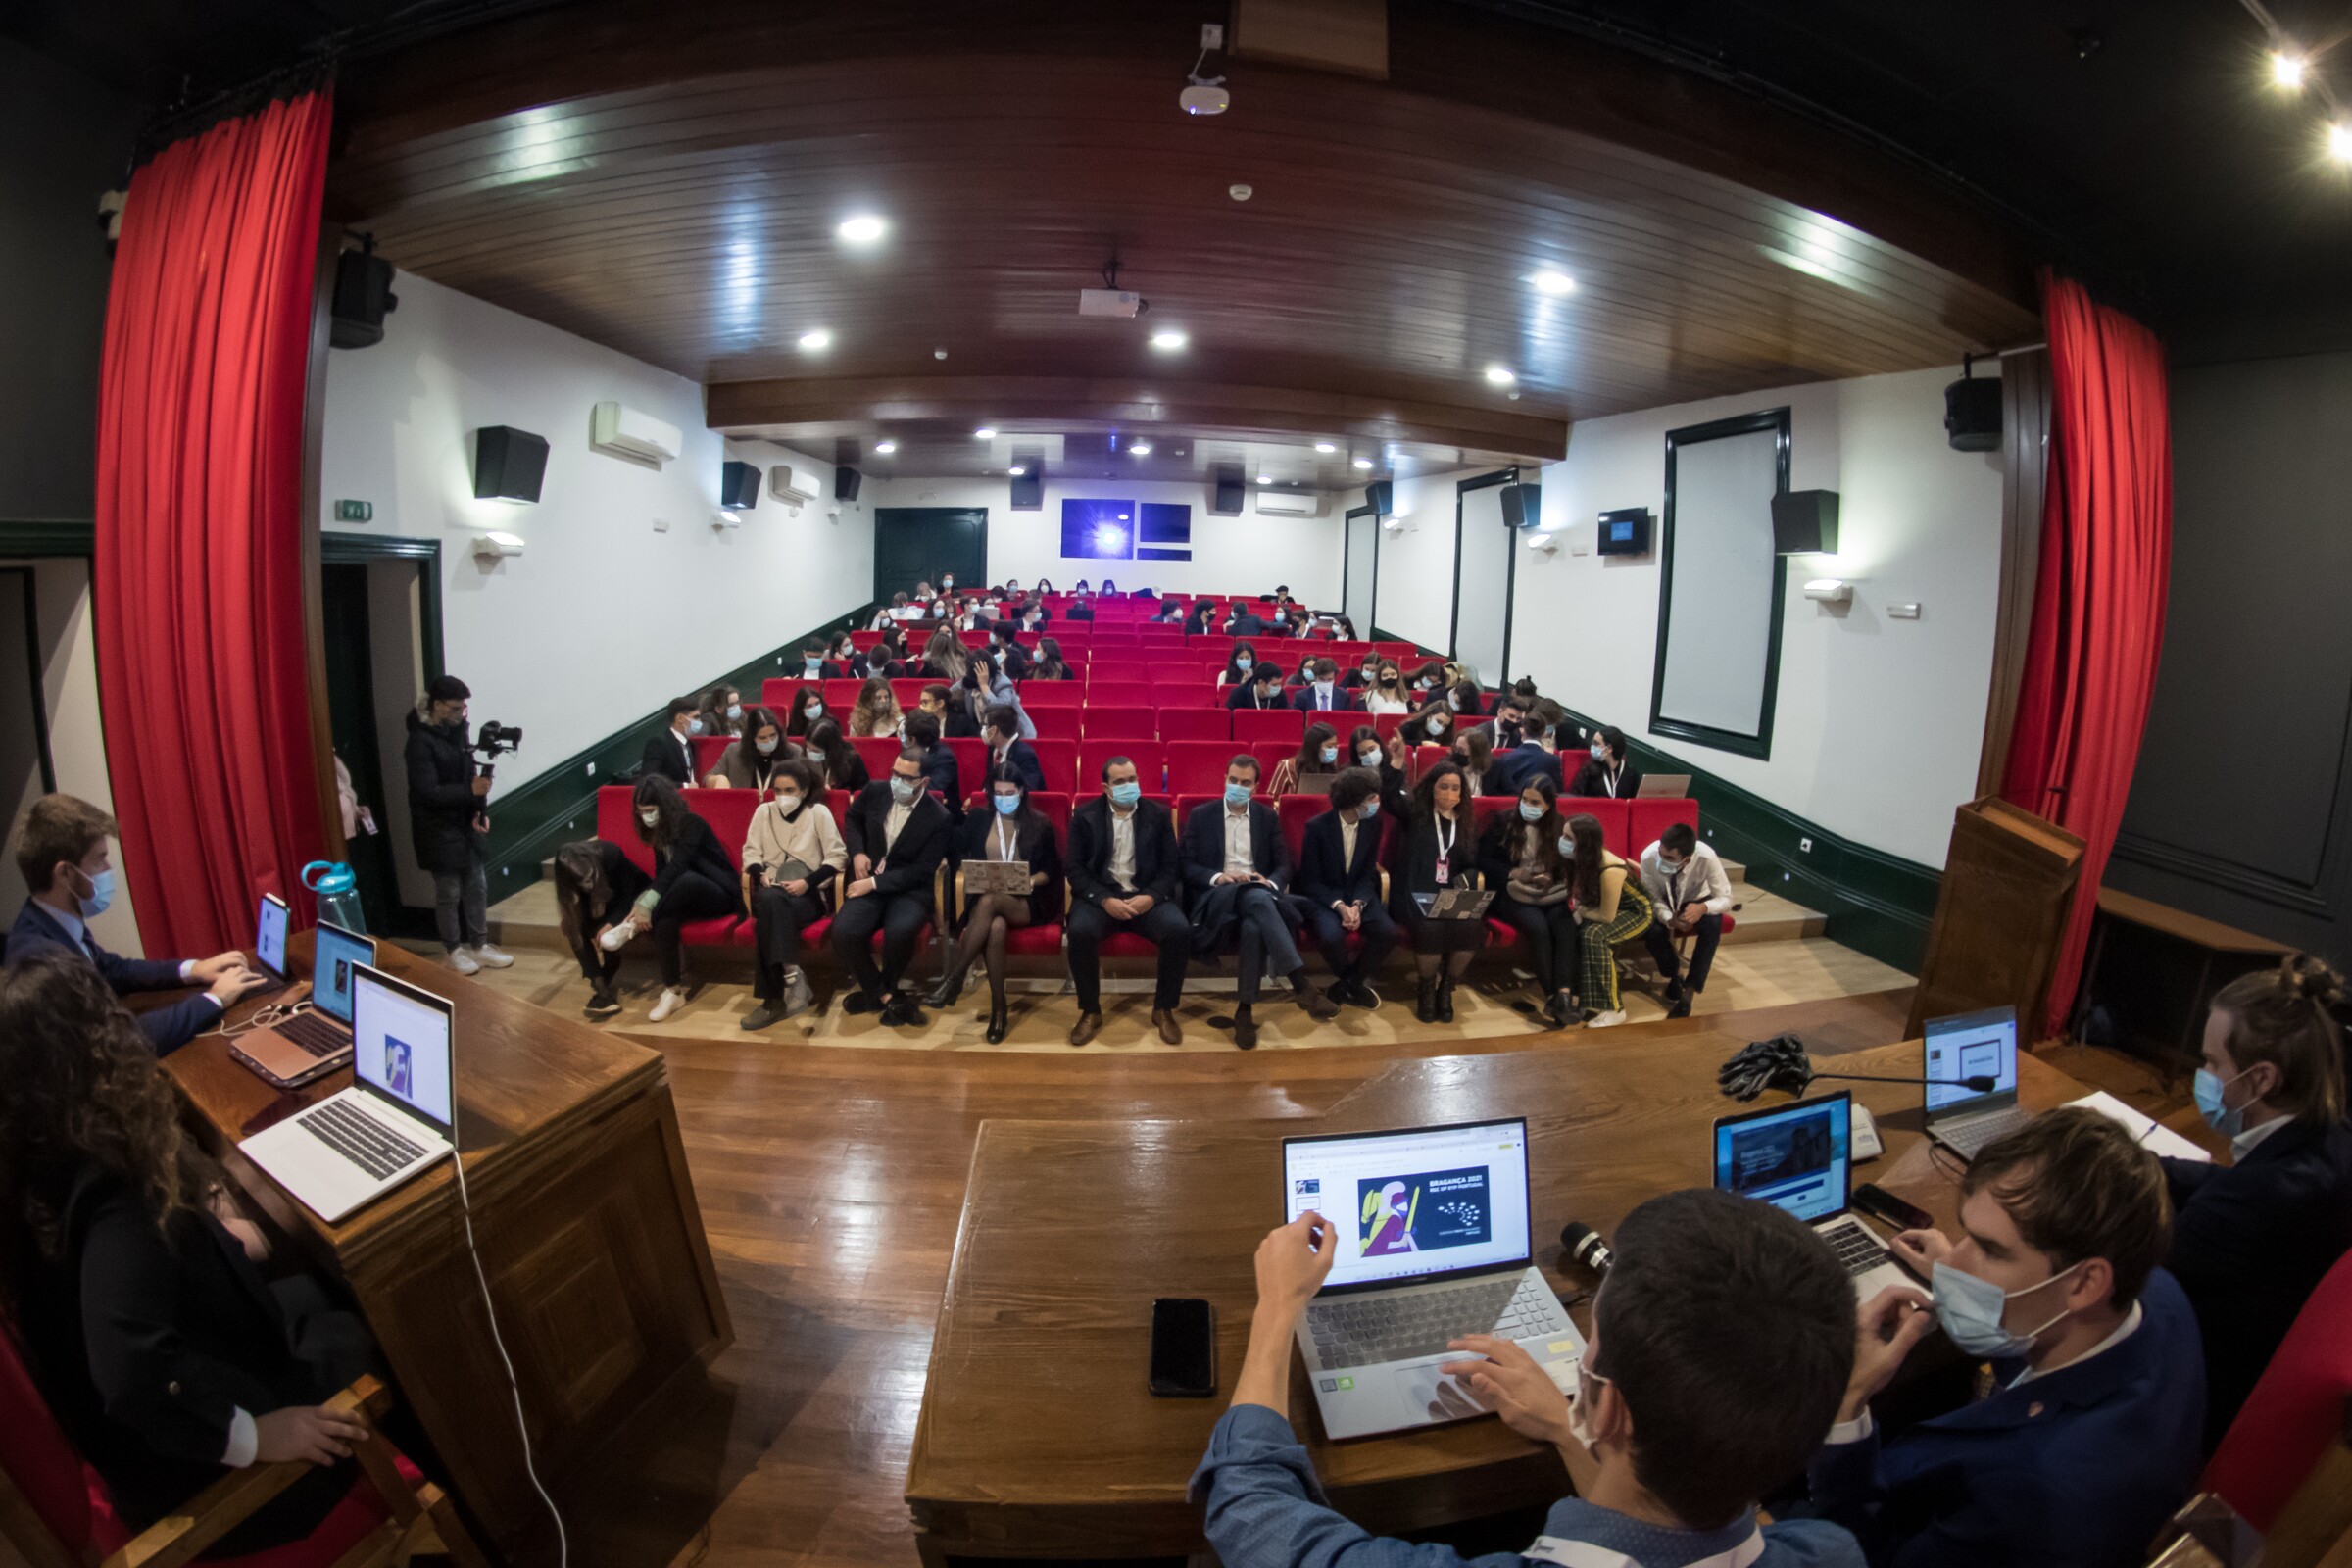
[848,625,1417,662]
[760,676,1403,718]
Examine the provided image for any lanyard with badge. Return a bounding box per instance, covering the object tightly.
[994,816,1018,863]
[1523,1528,1765,1568]
[1434,814,1456,885]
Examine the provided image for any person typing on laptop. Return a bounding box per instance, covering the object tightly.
[1193,1186,1868,1568]
[1798,1109,2203,1568]
[5,794,268,1054]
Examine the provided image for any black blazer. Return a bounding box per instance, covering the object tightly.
[918,744,964,820]
[1569,758,1644,800]
[1289,684,1360,715]
[984,739,1048,795]
[1298,807,1384,909]
[956,808,1063,921]
[2163,1120,2352,1447]
[10,1163,361,1544]
[1229,612,1268,637]
[1178,799,1293,903]
[842,782,953,901]
[6,900,214,1054]
[1065,797,1181,906]
[639,725,695,785]
[1488,744,1564,797]
[650,810,746,917]
[1063,601,1094,621]
[1377,761,1474,912]
[1227,682,1286,711]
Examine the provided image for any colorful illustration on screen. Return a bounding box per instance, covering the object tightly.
[1356,1167,1493,1256]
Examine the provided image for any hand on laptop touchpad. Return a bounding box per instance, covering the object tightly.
[1396,1363,1490,1422]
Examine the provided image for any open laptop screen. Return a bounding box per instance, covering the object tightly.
[1924,1005,2019,1117]
[351,964,455,1132]
[255,895,290,980]
[1283,1119,1532,1293]
[1713,1094,1850,1224]
[310,923,374,1025]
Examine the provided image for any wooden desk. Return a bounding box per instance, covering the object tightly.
[906,1026,2139,1564]
[2074,887,2294,1071]
[167,935,731,1560]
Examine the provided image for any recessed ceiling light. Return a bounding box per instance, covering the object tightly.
[1314,441,1336,453]
[2273,50,2307,89]
[1352,458,1374,470]
[1485,366,1517,386]
[1130,443,1153,456]
[837,214,889,244]
[1528,269,1577,295]
[1150,329,1189,352]
[1009,465,1027,476]
[2331,122,2352,162]
[797,328,833,351]
[973,427,998,439]
[874,440,898,455]
[1257,473,1272,483]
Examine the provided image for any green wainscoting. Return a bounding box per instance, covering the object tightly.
[1558,709,1939,975]
[478,606,878,900]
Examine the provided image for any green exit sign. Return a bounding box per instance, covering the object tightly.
[333,500,373,522]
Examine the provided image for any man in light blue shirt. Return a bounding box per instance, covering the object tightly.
[1191,1188,1867,1568]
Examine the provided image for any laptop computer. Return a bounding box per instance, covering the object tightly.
[253,891,294,991]
[239,963,456,1223]
[1635,775,1691,798]
[231,921,376,1089]
[1924,1004,2030,1160]
[1712,1092,1912,1298]
[1285,1118,1583,1440]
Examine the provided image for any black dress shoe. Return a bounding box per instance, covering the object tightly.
[1233,1004,1259,1050]
[882,995,927,1028]
[1346,981,1382,1010]
[985,1003,1009,1044]
[1416,979,1437,1023]
[1435,978,1456,1023]
[924,969,968,1009]
[841,990,883,1015]
[1667,994,1693,1020]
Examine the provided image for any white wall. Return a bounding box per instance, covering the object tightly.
[1513,365,2002,867]
[318,271,875,793]
[1370,465,1493,652]
[866,475,1345,604]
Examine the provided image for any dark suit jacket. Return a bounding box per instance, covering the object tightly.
[1229,612,1269,636]
[983,739,1048,795]
[650,811,746,917]
[956,808,1063,921]
[639,725,695,785]
[1226,682,1286,710]
[1489,744,1565,797]
[2164,1120,2352,1446]
[917,744,964,820]
[1376,761,1475,911]
[1065,797,1181,907]
[1569,758,1644,800]
[1064,600,1094,621]
[1179,799,1298,947]
[842,782,953,902]
[1298,807,1384,909]
[6,900,212,1054]
[1288,684,1359,715]
[1807,1269,2206,1568]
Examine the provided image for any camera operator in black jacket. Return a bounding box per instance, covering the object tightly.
[402,675,514,977]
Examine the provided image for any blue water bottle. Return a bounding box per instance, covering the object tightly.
[302,860,367,934]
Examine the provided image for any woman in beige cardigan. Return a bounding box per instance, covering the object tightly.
[739,760,848,1029]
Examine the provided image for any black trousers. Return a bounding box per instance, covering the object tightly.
[1494,894,1578,994]
[566,933,623,993]
[1218,885,1305,1003]
[1304,900,1398,986]
[1066,899,1192,1012]
[830,890,931,997]
[749,884,827,994]
[650,871,737,987]
[1643,912,1723,992]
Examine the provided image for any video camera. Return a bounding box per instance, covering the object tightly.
[470,720,523,780]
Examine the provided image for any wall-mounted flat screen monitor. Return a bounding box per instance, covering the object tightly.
[1597,508,1653,557]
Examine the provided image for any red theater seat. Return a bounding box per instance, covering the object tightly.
[1080,739,1164,793]
[1156,707,1228,743]
[889,678,933,708]
[1090,681,1152,708]
[1373,712,1408,742]
[1084,705,1155,740]
[1027,707,1080,740]
[1031,738,1079,794]
[821,677,864,708]
[852,736,899,778]
[1018,679,1083,706]
[1628,798,1699,852]
[596,786,748,943]
[761,677,819,711]
[1166,740,1238,795]
[1235,709,1304,745]
[692,735,732,776]
[946,738,987,790]
[1559,798,1634,857]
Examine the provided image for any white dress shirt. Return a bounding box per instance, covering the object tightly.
[1108,807,1139,891]
[1222,806,1254,878]
[1639,839,1735,917]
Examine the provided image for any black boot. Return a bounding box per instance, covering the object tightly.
[924,964,970,1009]
[1416,977,1438,1023]
[985,998,1010,1044]
[1436,976,1456,1023]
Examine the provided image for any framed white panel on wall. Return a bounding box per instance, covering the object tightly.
[1650,408,1789,760]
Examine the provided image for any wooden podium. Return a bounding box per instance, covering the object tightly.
[1905,796,2085,1039]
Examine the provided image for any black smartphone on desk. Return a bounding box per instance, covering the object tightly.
[1853,1183,1934,1234]
[1150,1298,1216,1397]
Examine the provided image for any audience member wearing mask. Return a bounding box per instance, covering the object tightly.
[600,776,744,1023]
[1227,662,1289,711]
[738,760,846,1031]
[1360,660,1411,714]
[639,695,701,783]
[800,716,868,796]
[1801,1109,2204,1568]
[551,837,651,1018]
[1289,658,1357,715]
[782,685,830,741]
[981,704,1047,793]
[903,711,964,822]
[1345,724,1386,774]
[694,684,747,740]
[1399,695,1456,749]
[1064,758,1191,1047]
[1448,729,1495,798]
[403,674,515,974]
[1564,811,1651,1027]
[1376,741,1482,1022]
[1637,822,1734,1019]
[1296,769,1396,1010]
[1573,725,1644,800]
[1217,641,1262,688]
[831,748,954,1027]
[1489,699,1568,796]
[2162,955,2352,1448]
[1267,723,1340,796]
[925,765,1061,1044]
[1178,756,1338,1049]
[1479,776,1580,1027]
[1194,1188,1869,1568]
[704,706,801,789]
[5,795,268,1051]
[848,676,905,739]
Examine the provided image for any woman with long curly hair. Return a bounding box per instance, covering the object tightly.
[0,954,378,1552]
[847,676,904,739]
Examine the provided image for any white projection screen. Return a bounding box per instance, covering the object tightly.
[1343,507,1378,633]
[1451,481,1513,686]
[1653,414,1787,756]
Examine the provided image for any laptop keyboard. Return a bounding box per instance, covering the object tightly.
[1936,1105,2032,1159]
[275,1009,351,1058]
[1306,1275,1561,1370]
[1821,1216,1893,1277]
[296,1101,425,1182]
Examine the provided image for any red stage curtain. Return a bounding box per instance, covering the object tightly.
[1999,272,2173,1036]
[94,89,334,957]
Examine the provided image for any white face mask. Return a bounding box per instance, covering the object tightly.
[775,791,803,812]
[638,808,662,828]
[726,703,743,721]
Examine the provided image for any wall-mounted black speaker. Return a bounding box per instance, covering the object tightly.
[1945,374,2002,452]
[1770,489,1841,555]
[719,460,761,510]
[1364,479,1393,515]
[471,426,549,503]
[835,466,862,503]
[1211,464,1246,516]
[1499,481,1543,529]
[1009,466,1043,511]
[329,242,397,350]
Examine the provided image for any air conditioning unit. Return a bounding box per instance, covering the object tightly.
[1254,489,1326,517]
[768,464,822,506]
[589,402,682,465]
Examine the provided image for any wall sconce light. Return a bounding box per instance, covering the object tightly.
[470,531,525,562]
[1802,577,1853,605]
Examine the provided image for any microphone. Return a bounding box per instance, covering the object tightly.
[1717,1033,1996,1102]
[1559,1221,1614,1275]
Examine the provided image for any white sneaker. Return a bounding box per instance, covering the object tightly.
[447,947,481,976]
[472,943,514,969]
[598,919,637,953]
[780,970,814,1020]
[1588,1009,1627,1028]
[648,987,687,1023]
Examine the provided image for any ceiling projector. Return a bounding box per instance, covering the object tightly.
[1079,288,1147,318]
[1180,81,1230,115]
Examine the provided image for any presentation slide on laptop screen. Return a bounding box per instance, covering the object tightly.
[1285,1121,1530,1290]
[1925,1011,2018,1113]
[352,974,453,1129]
[255,898,288,978]
[1715,1099,1848,1224]
[311,926,371,1024]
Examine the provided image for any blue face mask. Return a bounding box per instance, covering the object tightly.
[1236,657,1253,672]
[1557,834,1574,858]
[1108,781,1142,808]
[1224,782,1252,807]
[2194,1064,2258,1136]
[1359,799,1381,822]
[1320,746,1339,765]
[1931,1259,2081,1359]
[726,703,743,721]
[806,746,825,762]
[687,717,706,735]
[1518,801,1544,822]
[994,793,1022,816]
[890,776,921,805]
[756,737,779,755]
[806,659,822,673]
[75,867,115,919]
